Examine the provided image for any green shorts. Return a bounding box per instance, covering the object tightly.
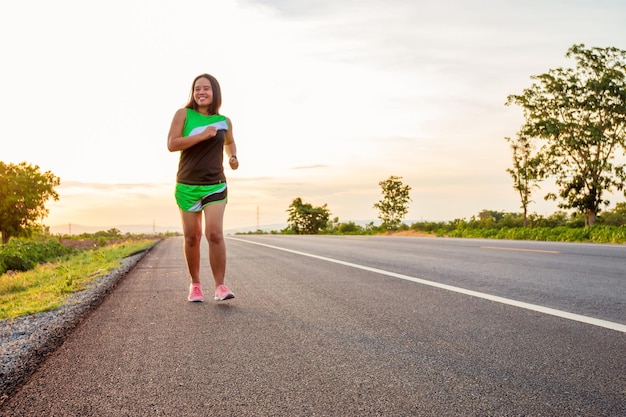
[175,182,228,212]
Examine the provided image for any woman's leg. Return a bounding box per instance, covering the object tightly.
[203,202,227,288]
[180,209,203,284]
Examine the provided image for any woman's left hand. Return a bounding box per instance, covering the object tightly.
[229,155,239,170]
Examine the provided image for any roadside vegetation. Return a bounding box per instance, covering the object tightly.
[409,209,626,243]
[0,231,162,320]
[244,204,626,244]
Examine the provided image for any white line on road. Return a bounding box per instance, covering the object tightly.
[230,237,626,333]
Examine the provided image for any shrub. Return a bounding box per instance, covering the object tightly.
[337,221,360,234]
[0,238,77,275]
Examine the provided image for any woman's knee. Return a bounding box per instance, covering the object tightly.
[205,228,224,244]
[184,232,203,247]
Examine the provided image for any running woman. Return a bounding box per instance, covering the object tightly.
[167,73,238,302]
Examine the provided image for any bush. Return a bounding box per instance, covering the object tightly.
[0,238,77,274]
[337,221,360,234]
[1,254,35,273]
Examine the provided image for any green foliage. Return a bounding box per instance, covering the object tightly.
[323,221,380,236]
[506,44,626,226]
[0,161,60,244]
[441,225,626,244]
[407,205,626,243]
[0,238,77,274]
[0,229,169,275]
[373,175,412,231]
[274,172,626,243]
[337,221,359,234]
[599,202,626,226]
[286,197,331,234]
[0,239,156,320]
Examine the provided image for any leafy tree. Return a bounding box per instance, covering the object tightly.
[506,44,626,226]
[505,135,544,226]
[286,197,330,234]
[373,175,412,231]
[0,161,60,244]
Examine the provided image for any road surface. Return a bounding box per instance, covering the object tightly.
[1,235,624,416]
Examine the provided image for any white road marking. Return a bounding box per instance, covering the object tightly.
[230,237,626,333]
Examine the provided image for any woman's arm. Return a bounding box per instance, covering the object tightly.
[224,117,239,170]
[167,108,217,152]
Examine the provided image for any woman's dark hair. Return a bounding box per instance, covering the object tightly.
[185,73,222,115]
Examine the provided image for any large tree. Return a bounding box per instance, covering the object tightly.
[506,44,626,226]
[373,175,412,231]
[0,161,60,244]
[286,197,330,234]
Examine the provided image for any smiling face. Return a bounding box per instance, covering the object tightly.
[185,73,222,115]
[193,77,213,109]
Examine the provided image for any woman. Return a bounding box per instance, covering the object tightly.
[167,73,239,302]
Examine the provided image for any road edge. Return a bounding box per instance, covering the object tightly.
[0,240,160,405]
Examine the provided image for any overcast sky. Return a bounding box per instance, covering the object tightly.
[2,0,625,232]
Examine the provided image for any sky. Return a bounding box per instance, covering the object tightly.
[2,0,626,234]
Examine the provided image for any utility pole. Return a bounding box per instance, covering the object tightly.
[256,205,259,230]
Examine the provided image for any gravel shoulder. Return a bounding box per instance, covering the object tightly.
[0,245,156,404]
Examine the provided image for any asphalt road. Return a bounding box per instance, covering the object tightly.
[1,235,624,416]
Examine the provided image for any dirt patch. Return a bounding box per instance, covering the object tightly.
[60,239,98,250]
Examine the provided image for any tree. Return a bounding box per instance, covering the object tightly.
[0,161,60,244]
[286,197,330,234]
[373,175,412,231]
[506,44,626,226]
[505,135,544,227]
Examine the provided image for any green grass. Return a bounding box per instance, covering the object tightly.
[440,225,626,243]
[0,239,157,320]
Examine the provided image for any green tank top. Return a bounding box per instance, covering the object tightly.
[176,109,230,185]
[182,110,229,137]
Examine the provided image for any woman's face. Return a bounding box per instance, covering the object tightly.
[193,77,213,107]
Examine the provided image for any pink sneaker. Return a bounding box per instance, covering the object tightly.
[214,284,235,301]
[188,283,204,302]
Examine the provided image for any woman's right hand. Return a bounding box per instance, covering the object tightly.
[201,126,218,140]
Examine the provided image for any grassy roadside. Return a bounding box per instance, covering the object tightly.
[0,239,158,320]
